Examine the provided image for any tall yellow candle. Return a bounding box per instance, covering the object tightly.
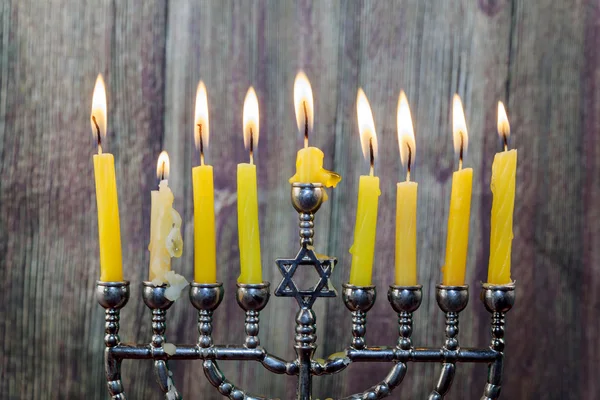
[349,89,381,286]
[237,87,263,284]
[90,74,123,282]
[289,72,341,194]
[442,95,473,286]
[148,152,183,283]
[395,91,418,286]
[488,102,517,284]
[192,82,217,283]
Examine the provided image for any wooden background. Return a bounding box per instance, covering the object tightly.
[1,0,598,399]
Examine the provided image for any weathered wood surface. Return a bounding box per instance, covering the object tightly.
[0,0,598,399]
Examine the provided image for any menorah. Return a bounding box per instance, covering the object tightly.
[96,183,516,400]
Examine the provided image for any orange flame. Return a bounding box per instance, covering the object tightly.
[497,101,510,139]
[242,87,259,151]
[294,71,314,146]
[194,81,210,151]
[90,74,107,153]
[452,94,468,157]
[356,88,378,165]
[397,90,416,171]
[156,151,170,181]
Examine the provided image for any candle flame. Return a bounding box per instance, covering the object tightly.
[194,81,209,150]
[242,87,259,150]
[156,151,170,181]
[397,90,416,170]
[497,101,510,139]
[294,71,314,145]
[356,88,378,163]
[90,74,107,148]
[452,94,469,157]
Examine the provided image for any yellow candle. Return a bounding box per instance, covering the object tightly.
[237,163,262,283]
[193,165,216,283]
[442,95,473,286]
[349,89,380,286]
[148,152,183,283]
[349,175,381,286]
[93,153,123,282]
[443,168,473,285]
[395,182,417,285]
[395,91,418,286]
[289,72,341,193]
[238,87,262,284]
[488,102,517,284]
[192,81,217,283]
[90,74,123,282]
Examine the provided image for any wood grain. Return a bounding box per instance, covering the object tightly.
[1,1,598,399]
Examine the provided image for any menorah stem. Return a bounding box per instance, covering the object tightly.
[96,281,130,400]
[388,285,422,352]
[104,310,127,400]
[397,311,413,350]
[480,283,515,400]
[295,308,316,400]
[198,310,214,347]
[142,283,182,400]
[429,285,469,400]
[351,310,367,349]
[245,310,261,348]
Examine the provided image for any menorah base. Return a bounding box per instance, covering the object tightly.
[97,280,515,400]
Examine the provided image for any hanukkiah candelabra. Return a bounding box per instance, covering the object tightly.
[96,183,516,400]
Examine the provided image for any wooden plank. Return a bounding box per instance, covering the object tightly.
[581,2,600,397]
[0,0,597,399]
[498,1,588,398]
[0,0,169,398]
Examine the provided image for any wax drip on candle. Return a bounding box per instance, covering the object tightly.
[92,115,103,155]
[197,124,205,166]
[369,138,375,177]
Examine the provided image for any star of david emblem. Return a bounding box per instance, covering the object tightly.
[275,246,337,308]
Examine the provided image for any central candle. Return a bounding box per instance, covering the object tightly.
[237,87,262,284]
[349,89,381,287]
[289,71,341,195]
[442,95,473,286]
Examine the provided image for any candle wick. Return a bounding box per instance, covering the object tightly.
[249,129,254,165]
[198,124,205,166]
[406,143,412,182]
[160,161,166,181]
[458,132,464,171]
[369,138,375,177]
[92,115,102,155]
[503,133,508,152]
[303,101,309,148]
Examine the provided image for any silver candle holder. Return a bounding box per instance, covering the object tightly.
[96,183,516,400]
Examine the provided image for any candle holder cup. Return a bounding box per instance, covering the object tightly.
[96,184,517,400]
